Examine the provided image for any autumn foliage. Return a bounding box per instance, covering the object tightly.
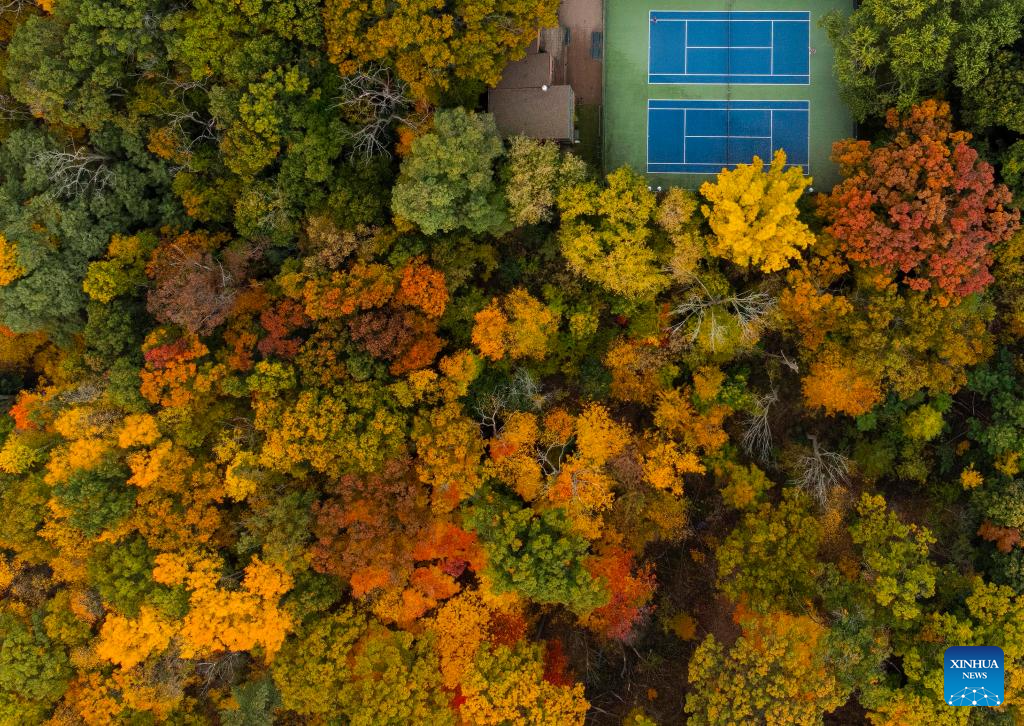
[1,5,1024,717]
[323,0,559,101]
[820,100,1020,299]
[700,150,815,272]
[472,289,560,362]
[802,348,883,417]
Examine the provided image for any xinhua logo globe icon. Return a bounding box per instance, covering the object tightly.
[947,686,1002,707]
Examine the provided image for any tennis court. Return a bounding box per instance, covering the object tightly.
[647,99,809,174]
[604,0,853,189]
[649,11,810,84]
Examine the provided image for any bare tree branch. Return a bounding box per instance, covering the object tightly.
[0,0,30,16]
[741,388,778,462]
[0,94,31,121]
[194,652,247,694]
[164,108,220,154]
[334,65,424,160]
[536,435,573,478]
[475,368,547,436]
[34,147,114,199]
[792,434,850,506]
[765,350,800,373]
[57,380,105,406]
[668,273,775,353]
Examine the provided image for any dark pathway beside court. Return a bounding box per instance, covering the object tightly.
[559,0,603,106]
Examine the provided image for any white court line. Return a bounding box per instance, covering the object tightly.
[650,81,810,85]
[649,165,810,173]
[648,100,811,104]
[648,105,809,111]
[683,21,687,74]
[649,8,810,19]
[652,19,808,23]
[651,74,807,77]
[683,109,687,163]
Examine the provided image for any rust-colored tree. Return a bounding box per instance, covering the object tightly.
[819,100,1019,300]
[146,230,259,336]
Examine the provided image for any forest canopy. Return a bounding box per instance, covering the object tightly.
[0,0,1023,724]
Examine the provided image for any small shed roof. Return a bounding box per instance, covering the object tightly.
[495,52,554,89]
[488,85,575,141]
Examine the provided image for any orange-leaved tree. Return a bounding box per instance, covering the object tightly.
[819,100,1019,300]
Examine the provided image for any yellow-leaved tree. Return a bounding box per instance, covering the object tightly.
[323,0,559,101]
[471,289,561,362]
[151,553,293,660]
[686,608,847,725]
[559,168,670,301]
[459,643,589,726]
[0,235,25,286]
[802,346,884,417]
[700,150,815,272]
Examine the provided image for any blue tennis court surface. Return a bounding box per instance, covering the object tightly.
[649,11,810,84]
[647,99,810,174]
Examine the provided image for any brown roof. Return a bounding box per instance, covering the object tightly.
[488,85,575,141]
[495,52,554,89]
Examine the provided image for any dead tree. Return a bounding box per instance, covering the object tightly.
[34,147,114,199]
[0,94,31,122]
[668,273,775,353]
[0,0,30,15]
[165,108,220,154]
[334,65,423,160]
[195,651,247,694]
[792,434,850,506]
[741,387,778,463]
[475,368,546,437]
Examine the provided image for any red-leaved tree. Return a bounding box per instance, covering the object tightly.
[580,547,656,641]
[819,100,1019,300]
